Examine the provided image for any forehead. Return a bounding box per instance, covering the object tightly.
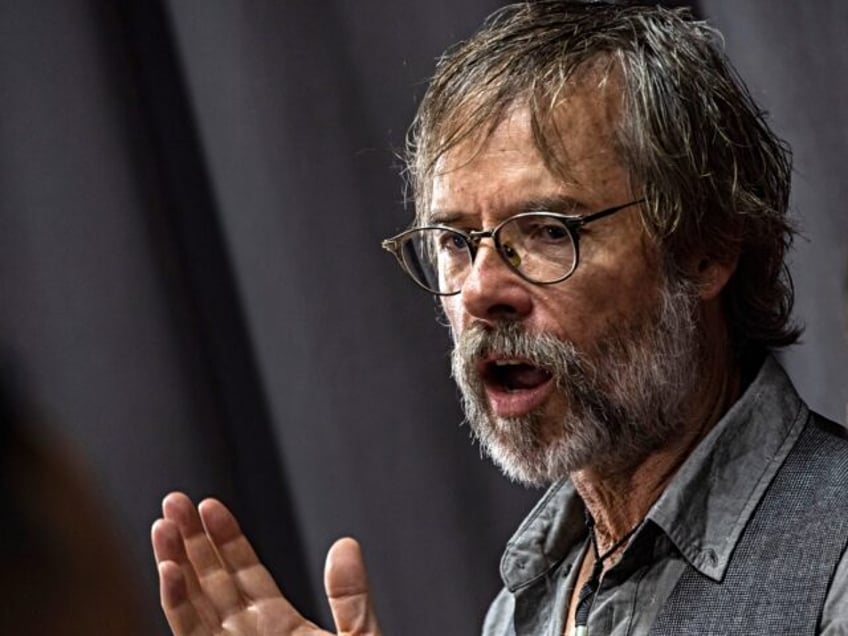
[427,65,630,222]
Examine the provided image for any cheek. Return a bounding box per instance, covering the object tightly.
[534,290,593,342]
[534,273,637,345]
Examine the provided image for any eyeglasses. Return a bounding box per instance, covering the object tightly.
[381,199,643,296]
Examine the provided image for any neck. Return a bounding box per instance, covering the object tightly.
[571,320,741,556]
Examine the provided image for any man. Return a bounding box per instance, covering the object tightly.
[151,2,848,634]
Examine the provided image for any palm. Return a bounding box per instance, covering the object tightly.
[152,493,380,636]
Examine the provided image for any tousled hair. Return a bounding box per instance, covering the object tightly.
[405,1,800,352]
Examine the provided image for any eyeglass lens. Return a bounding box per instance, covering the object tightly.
[400,214,578,294]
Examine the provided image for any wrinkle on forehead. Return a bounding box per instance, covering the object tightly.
[530,57,626,186]
[427,62,631,223]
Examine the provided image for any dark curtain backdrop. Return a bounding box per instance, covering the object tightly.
[0,2,845,635]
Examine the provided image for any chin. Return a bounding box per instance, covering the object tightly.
[475,414,583,487]
[475,402,653,486]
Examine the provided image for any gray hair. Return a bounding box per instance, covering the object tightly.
[406,1,800,352]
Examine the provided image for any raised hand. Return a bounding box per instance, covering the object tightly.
[151,492,381,635]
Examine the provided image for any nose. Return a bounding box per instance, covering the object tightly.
[459,241,533,323]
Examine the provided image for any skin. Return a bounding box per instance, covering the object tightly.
[151,492,380,635]
[152,74,740,635]
[433,87,664,450]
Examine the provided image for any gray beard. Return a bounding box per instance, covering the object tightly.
[450,281,700,486]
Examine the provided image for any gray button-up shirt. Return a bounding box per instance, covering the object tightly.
[483,356,848,635]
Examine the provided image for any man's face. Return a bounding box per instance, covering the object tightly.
[430,82,701,485]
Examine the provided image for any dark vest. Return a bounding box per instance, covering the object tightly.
[650,415,848,635]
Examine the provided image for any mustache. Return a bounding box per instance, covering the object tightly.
[452,322,593,389]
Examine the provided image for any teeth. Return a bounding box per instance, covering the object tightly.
[493,359,523,366]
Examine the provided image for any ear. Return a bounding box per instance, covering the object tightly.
[694,253,738,301]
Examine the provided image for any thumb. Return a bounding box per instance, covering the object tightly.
[324,537,381,635]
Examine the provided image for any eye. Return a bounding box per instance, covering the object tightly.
[435,230,468,254]
[525,218,570,243]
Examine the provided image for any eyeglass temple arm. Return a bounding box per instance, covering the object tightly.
[574,198,645,227]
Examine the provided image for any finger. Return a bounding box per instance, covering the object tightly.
[325,538,381,635]
[158,560,213,636]
[152,518,220,628]
[198,498,289,603]
[163,492,245,619]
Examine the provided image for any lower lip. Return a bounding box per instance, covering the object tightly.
[484,378,555,419]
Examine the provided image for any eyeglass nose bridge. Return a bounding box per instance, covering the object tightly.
[463,227,523,274]
[464,228,496,256]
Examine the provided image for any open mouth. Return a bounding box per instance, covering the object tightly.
[480,358,553,393]
[466,356,556,419]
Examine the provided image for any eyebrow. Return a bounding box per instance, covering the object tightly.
[428,194,588,226]
[523,195,587,216]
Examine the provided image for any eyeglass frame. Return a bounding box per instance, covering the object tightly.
[381,198,645,296]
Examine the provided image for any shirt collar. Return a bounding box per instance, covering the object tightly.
[647,354,808,581]
[499,355,808,590]
[500,479,585,592]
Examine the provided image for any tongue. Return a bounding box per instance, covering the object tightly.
[501,364,551,390]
